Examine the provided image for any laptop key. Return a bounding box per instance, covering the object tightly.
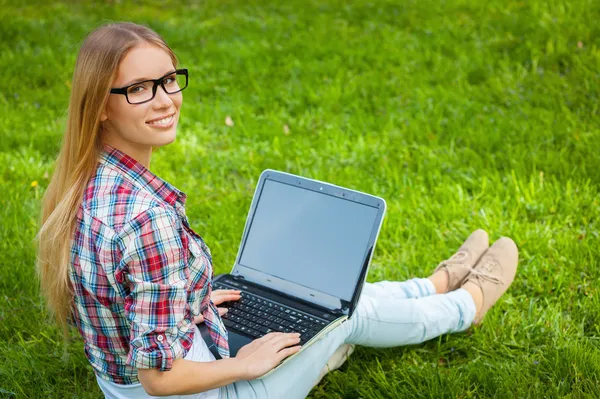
[257,318,271,327]
[216,288,334,340]
[256,325,269,334]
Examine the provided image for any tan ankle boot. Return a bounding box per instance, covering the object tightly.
[461,237,519,325]
[433,229,489,292]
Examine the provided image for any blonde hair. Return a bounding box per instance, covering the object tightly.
[35,22,179,336]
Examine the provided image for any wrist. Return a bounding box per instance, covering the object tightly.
[227,356,249,380]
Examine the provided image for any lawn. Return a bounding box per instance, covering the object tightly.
[1,0,599,397]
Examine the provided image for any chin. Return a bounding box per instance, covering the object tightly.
[160,130,177,146]
[148,126,177,146]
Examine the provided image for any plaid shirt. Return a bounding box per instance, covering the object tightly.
[68,143,230,385]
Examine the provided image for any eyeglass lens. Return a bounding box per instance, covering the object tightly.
[127,71,187,104]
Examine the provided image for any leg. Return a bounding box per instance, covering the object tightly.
[312,277,436,386]
[343,287,475,347]
[361,277,437,300]
[362,229,490,300]
[219,281,476,399]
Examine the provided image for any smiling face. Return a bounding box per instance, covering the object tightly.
[100,42,182,165]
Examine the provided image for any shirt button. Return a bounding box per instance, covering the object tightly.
[157,334,164,342]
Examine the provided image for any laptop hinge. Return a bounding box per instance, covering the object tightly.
[234,274,348,316]
[226,271,351,316]
[332,308,346,316]
[218,273,345,317]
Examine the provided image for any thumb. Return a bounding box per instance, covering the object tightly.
[193,314,204,324]
[218,307,229,316]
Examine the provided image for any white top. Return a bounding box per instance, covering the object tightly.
[95,324,221,399]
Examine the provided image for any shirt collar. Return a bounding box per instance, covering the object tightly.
[99,142,187,208]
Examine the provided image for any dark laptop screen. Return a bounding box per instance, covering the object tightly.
[238,178,380,302]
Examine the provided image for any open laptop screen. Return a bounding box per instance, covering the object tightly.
[238,178,380,302]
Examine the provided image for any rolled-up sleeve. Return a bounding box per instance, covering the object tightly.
[116,205,195,371]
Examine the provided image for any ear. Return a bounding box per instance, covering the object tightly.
[100,108,108,122]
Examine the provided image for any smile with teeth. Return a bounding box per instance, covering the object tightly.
[147,115,174,126]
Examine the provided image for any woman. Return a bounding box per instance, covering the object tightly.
[35,22,518,398]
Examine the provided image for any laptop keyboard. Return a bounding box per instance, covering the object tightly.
[213,280,333,345]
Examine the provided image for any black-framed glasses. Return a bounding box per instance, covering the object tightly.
[109,68,188,104]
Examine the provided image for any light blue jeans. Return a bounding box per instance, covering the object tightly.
[219,278,476,398]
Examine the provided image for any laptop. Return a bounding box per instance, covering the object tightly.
[198,169,386,378]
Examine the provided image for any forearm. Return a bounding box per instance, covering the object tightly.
[140,357,247,396]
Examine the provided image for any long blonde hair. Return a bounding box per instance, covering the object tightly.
[35,22,179,335]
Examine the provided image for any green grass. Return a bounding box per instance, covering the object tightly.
[1,0,599,397]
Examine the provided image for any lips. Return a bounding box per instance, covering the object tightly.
[146,112,176,124]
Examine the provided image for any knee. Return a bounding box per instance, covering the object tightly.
[344,296,375,344]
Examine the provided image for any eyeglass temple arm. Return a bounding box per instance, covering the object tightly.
[110,87,128,94]
[109,69,187,94]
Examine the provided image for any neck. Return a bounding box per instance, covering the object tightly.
[102,134,152,169]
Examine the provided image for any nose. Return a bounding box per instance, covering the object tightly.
[152,84,175,108]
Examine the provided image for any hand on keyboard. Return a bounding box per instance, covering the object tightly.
[235,332,302,379]
[214,282,330,345]
[193,288,242,324]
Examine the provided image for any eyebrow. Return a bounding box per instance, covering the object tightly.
[122,69,176,86]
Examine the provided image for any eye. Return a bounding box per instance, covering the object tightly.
[163,75,176,85]
[129,84,146,94]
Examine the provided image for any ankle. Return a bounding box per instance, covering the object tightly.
[428,270,450,294]
[462,281,484,317]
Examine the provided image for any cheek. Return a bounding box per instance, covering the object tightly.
[110,104,149,137]
[108,98,138,125]
[173,93,183,109]
[120,109,145,129]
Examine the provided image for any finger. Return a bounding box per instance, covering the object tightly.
[212,291,241,297]
[221,294,242,301]
[211,294,242,305]
[277,345,302,361]
[257,332,285,342]
[194,315,204,324]
[252,332,290,346]
[272,334,301,349]
[259,332,282,341]
[212,290,242,297]
[217,307,229,315]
